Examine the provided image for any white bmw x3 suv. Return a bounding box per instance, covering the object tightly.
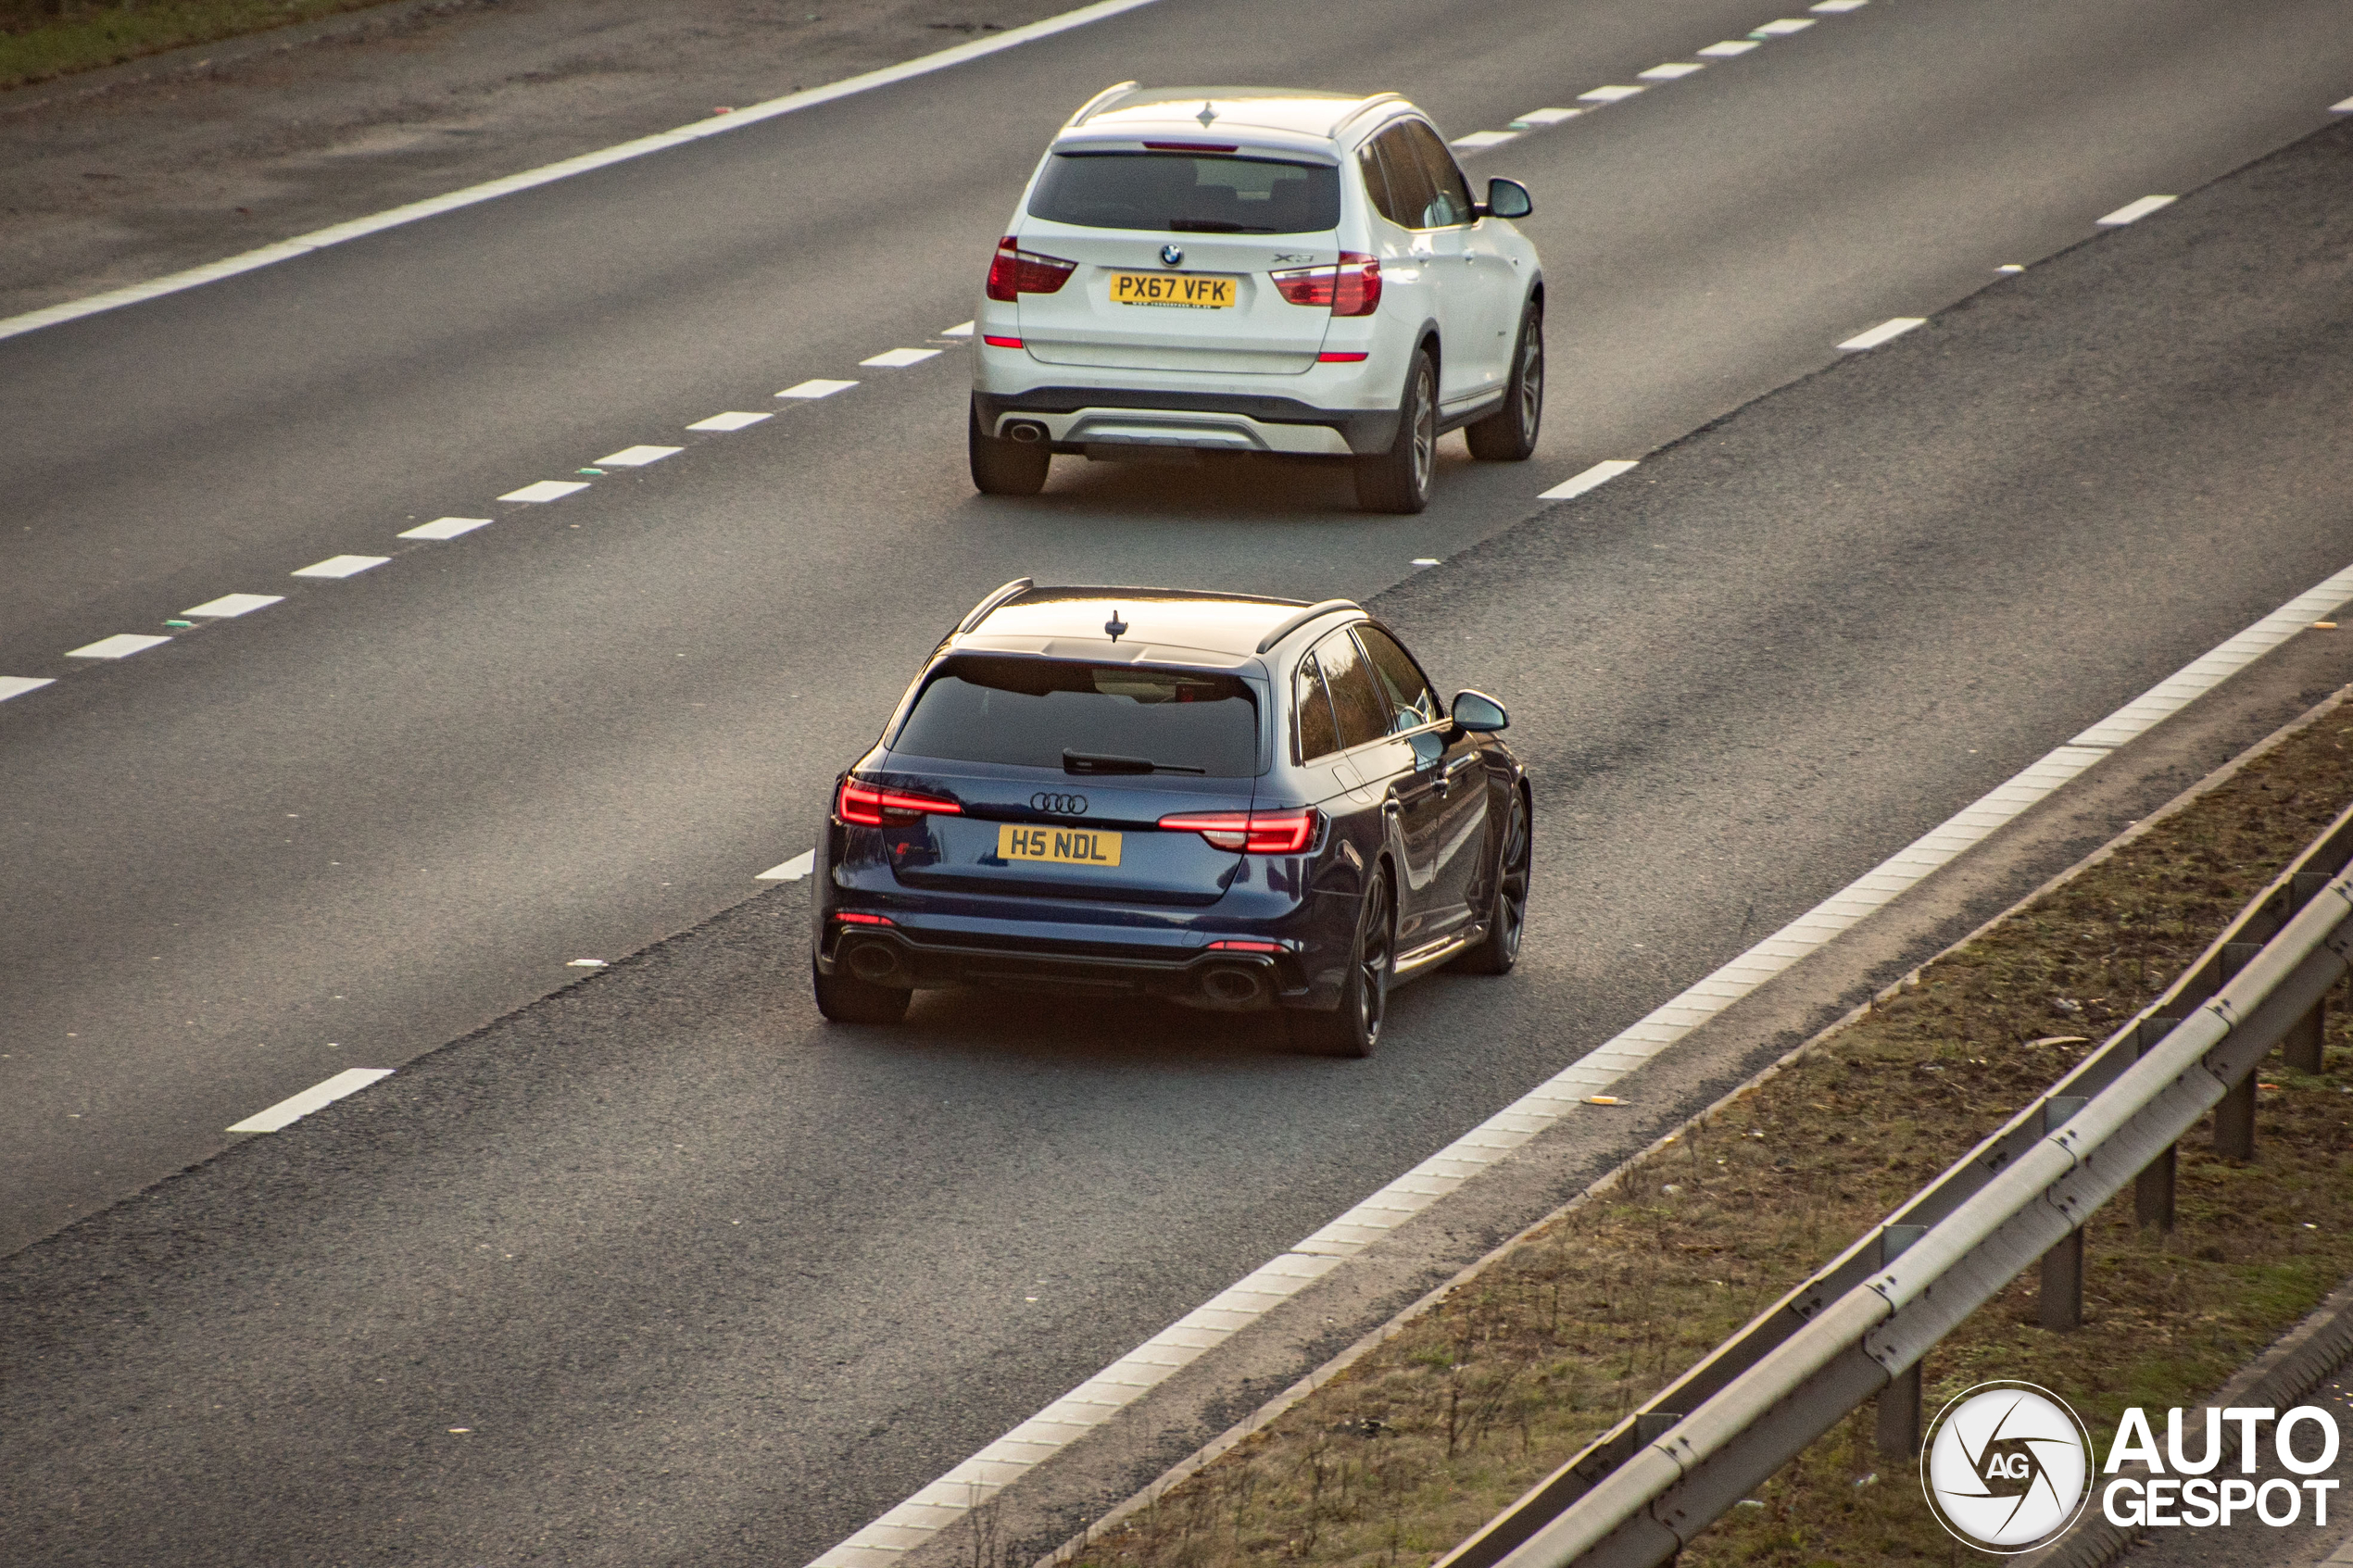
[968,84,1543,514]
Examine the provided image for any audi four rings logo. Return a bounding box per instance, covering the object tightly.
[1030,793,1088,815]
[1922,1382,2095,1552]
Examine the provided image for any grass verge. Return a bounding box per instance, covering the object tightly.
[0,0,404,92]
[1069,696,2353,1568]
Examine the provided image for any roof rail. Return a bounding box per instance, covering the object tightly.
[1254,598,1360,654]
[1330,92,1408,139]
[957,577,1036,634]
[1066,81,1140,127]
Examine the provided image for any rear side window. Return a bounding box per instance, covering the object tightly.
[1362,127,1430,229]
[1294,656,1340,763]
[892,656,1260,776]
[1029,152,1341,233]
[1373,120,1474,229]
[1353,626,1440,733]
[1314,629,1390,751]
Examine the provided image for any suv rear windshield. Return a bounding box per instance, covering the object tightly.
[891,657,1261,776]
[1028,152,1340,233]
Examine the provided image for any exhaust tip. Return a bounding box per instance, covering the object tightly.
[1005,420,1049,444]
[1200,966,1268,1008]
[847,942,903,985]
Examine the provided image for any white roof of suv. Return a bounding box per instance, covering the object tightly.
[1066,85,1405,148]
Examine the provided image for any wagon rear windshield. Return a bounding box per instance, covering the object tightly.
[891,657,1260,776]
[1028,152,1340,234]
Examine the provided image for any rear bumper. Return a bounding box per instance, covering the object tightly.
[975,387,1398,458]
[817,920,1313,1010]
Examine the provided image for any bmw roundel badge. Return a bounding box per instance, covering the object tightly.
[1161,243,1184,267]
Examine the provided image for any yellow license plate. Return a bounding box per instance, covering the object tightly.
[998,823,1123,867]
[1109,271,1236,308]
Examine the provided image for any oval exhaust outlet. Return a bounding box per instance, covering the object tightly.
[847,943,902,985]
[1201,966,1267,1007]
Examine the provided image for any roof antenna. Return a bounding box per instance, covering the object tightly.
[1196,100,1218,127]
[1105,608,1128,643]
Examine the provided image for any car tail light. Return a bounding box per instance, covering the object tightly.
[1157,809,1321,854]
[834,910,896,926]
[1206,939,1284,952]
[1317,351,1368,362]
[837,777,963,826]
[985,236,1076,301]
[1268,253,1380,317]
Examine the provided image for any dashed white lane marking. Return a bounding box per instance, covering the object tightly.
[687,411,773,432]
[291,555,390,580]
[0,676,57,702]
[860,348,942,368]
[758,849,815,882]
[1639,62,1705,80]
[778,378,859,399]
[1539,458,1640,500]
[499,480,590,503]
[1698,39,1759,56]
[67,633,170,659]
[183,594,283,619]
[1453,131,1520,150]
[2097,194,2178,227]
[2334,97,2353,113]
[940,321,976,337]
[1754,17,1817,33]
[0,0,1170,346]
[1811,0,1869,11]
[399,516,493,541]
[595,445,683,467]
[566,958,608,968]
[1997,263,2026,273]
[804,558,2353,1568]
[1578,84,1644,104]
[1837,315,1926,351]
[1411,558,1441,567]
[1510,107,1581,125]
[226,1067,393,1134]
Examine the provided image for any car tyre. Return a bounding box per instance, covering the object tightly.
[1452,786,1529,975]
[1354,350,1436,515]
[1466,303,1542,462]
[969,402,1051,496]
[812,956,913,1024]
[1290,867,1393,1058]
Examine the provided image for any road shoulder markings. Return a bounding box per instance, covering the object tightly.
[291,555,390,580]
[226,1067,393,1133]
[1539,458,1640,500]
[399,517,493,541]
[67,633,170,659]
[498,480,589,503]
[183,593,283,618]
[1837,315,1925,351]
[2097,194,2178,227]
[686,411,773,432]
[804,558,2353,1568]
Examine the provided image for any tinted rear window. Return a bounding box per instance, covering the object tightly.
[891,657,1260,776]
[1029,152,1340,233]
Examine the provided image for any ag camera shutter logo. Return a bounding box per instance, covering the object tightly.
[1921,1382,2095,1552]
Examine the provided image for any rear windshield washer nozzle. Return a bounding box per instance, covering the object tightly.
[1105,610,1128,643]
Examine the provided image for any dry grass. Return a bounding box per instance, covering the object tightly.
[1071,710,2353,1568]
[0,0,401,90]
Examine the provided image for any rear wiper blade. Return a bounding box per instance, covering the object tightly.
[1063,750,1206,775]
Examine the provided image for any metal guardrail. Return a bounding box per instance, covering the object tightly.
[1439,797,2353,1568]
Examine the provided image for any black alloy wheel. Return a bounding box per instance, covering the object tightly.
[1293,868,1393,1057]
[968,401,1051,496]
[812,955,913,1024]
[1453,787,1530,975]
[1466,304,1542,462]
[1355,350,1436,514]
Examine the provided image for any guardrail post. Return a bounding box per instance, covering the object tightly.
[2039,1099,2088,1332]
[2134,1019,2181,1229]
[2284,991,2329,1074]
[1875,1225,1928,1456]
[2215,944,2263,1160]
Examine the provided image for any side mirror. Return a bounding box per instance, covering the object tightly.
[1451,689,1509,733]
[1482,177,1533,220]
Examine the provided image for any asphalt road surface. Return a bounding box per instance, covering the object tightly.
[5,0,2353,1562]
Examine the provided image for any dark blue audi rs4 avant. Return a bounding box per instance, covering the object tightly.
[811,581,1529,1055]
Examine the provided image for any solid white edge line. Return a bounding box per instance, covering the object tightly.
[1837,315,1926,351]
[226,1068,394,1133]
[0,676,57,702]
[0,0,1168,345]
[1539,458,1640,500]
[2096,194,2178,227]
[759,849,816,882]
[802,557,2353,1568]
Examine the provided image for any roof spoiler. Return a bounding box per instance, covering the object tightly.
[1330,92,1408,138]
[1254,598,1360,654]
[956,577,1036,635]
[1066,81,1140,127]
